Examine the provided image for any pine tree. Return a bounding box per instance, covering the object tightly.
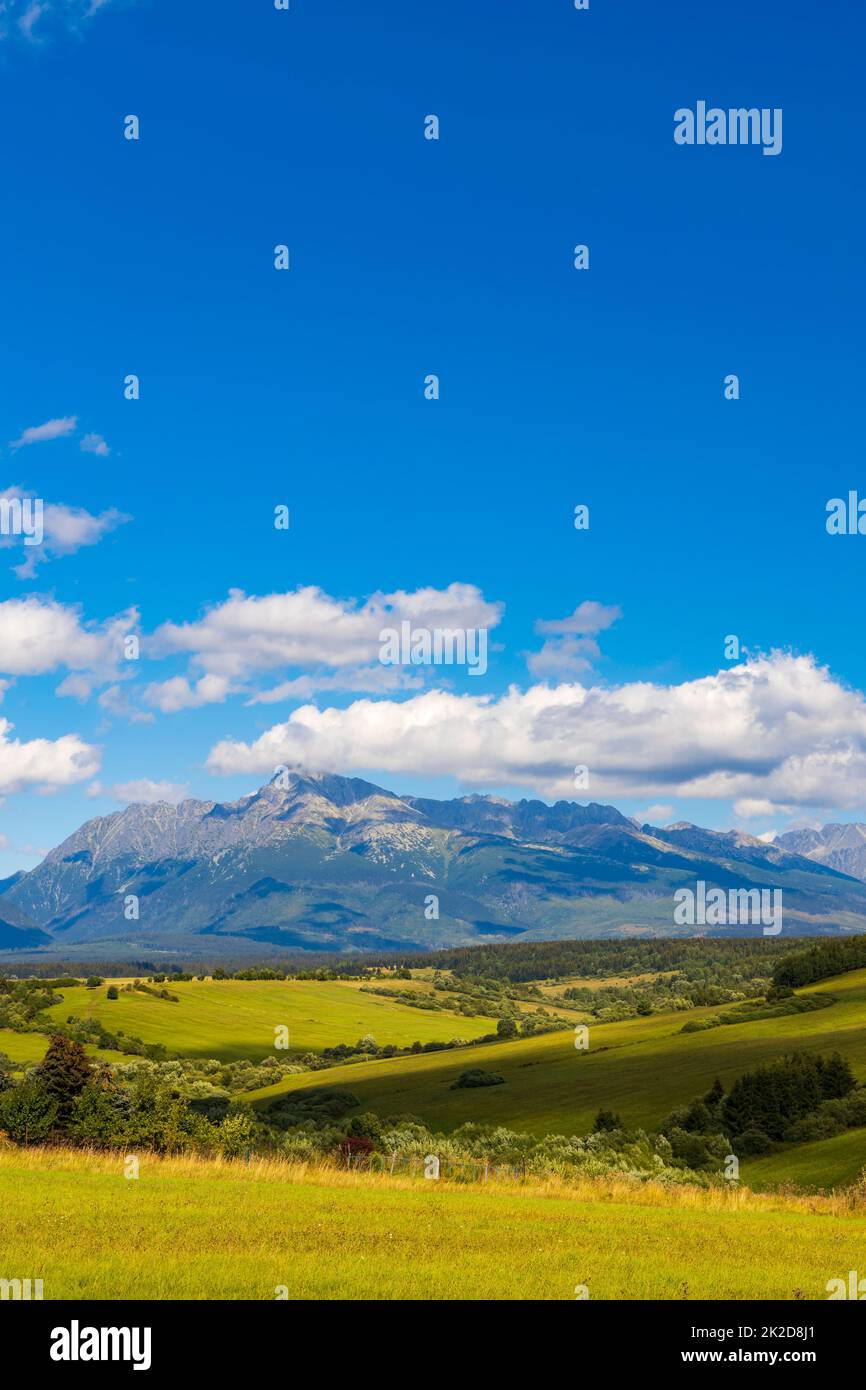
[36,1034,93,1125]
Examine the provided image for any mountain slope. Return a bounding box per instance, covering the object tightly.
[3,773,866,959]
[0,885,53,951]
[775,824,866,883]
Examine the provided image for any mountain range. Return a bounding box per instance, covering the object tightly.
[2,771,866,960]
[773,823,866,884]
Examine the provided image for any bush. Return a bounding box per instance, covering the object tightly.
[337,1135,375,1159]
[667,1127,712,1169]
[735,1128,774,1156]
[0,1080,57,1145]
[450,1069,505,1090]
[218,1111,257,1158]
[69,1073,128,1146]
[593,1109,622,1133]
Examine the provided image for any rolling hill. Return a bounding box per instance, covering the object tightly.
[40,977,499,1061]
[245,968,866,1140]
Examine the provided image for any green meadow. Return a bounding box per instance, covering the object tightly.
[43,978,497,1061]
[744,1126,866,1193]
[6,961,866,1300]
[2,1146,863,1301]
[0,1026,127,1069]
[246,971,866,1136]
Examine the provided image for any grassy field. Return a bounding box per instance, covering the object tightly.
[1,1145,863,1300]
[0,1027,127,1069]
[744,1127,866,1193]
[42,978,498,1061]
[246,970,866,1135]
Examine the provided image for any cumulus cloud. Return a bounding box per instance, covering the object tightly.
[149,583,503,705]
[527,601,621,679]
[0,596,138,697]
[206,653,866,816]
[142,674,232,713]
[0,716,99,794]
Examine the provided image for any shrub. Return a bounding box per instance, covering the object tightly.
[337,1135,375,1159]
[0,1081,57,1145]
[593,1109,622,1133]
[450,1069,505,1090]
[218,1111,257,1158]
[735,1128,774,1156]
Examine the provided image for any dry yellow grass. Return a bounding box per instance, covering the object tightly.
[3,1143,866,1300]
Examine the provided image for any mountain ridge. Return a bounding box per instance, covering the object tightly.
[774,823,866,883]
[3,772,866,959]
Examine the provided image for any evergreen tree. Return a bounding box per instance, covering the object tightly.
[36,1034,93,1125]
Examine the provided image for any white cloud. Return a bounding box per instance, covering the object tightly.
[0,716,99,794]
[89,778,189,806]
[18,2,46,41]
[205,653,866,816]
[634,804,675,825]
[535,601,622,638]
[733,798,789,819]
[149,583,502,705]
[0,596,138,695]
[0,487,130,577]
[97,684,154,724]
[247,666,423,704]
[2,0,125,42]
[142,673,232,713]
[80,432,110,457]
[527,601,621,679]
[8,416,76,448]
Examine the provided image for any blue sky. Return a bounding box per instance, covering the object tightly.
[1,0,865,873]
